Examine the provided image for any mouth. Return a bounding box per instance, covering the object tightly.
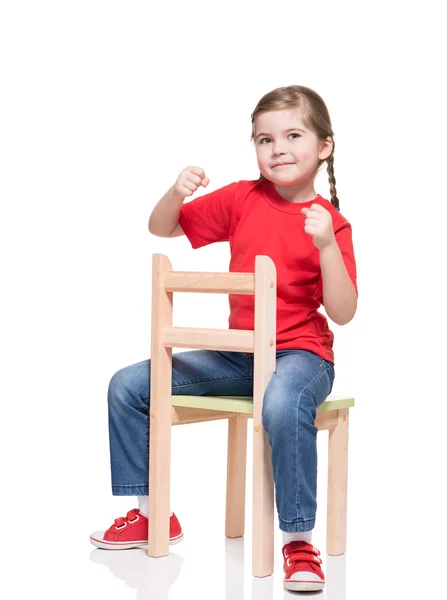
[272,163,294,168]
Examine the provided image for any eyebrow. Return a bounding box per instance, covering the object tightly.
[254,127,307,140]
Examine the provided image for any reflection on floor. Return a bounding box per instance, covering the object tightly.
[90,536,346,600]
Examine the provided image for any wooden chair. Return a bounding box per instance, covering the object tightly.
[148,253,353,578]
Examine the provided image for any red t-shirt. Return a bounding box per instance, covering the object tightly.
[179,178,357,363]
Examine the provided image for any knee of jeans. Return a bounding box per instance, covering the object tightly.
[261,407,273,432]
[262,389,316,432]
[108,368,127,405]
[107,366,146,412]
[261,389,285,431]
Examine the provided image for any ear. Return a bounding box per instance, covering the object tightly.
[319,137,333,161]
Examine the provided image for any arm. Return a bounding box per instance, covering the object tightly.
[148,166,210,237]
[319,242,357,325]
[301,203,357,326]
[148,185,186,237]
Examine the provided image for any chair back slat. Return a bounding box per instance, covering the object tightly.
[162,326,255,352]
[164,271,255,294]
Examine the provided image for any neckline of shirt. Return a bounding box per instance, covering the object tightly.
[261,179,322,214]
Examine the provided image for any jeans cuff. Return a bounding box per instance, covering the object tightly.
[112,484,149,496]
[279,516,316,532]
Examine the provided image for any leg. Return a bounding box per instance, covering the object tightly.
[261,350,334,532]
[107,350,253,496]
[327,408,349,555]
[90,350,254,551]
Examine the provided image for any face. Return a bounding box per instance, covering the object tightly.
[253,109,332,187]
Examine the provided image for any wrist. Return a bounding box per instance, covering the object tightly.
[318,238,338,254]
[171,186,187,202]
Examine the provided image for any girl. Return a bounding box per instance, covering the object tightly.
[90,85,358,593]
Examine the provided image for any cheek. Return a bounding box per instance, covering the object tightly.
[255,147,268,164]
[297,143,320,163]
[295,149,314,166]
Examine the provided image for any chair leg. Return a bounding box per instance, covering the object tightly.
[327,408,349,555]
[147,370,172,558]
[251,254,276,577]
[252,425,274,577]
[226,414,248,538]
[148,254,173,558]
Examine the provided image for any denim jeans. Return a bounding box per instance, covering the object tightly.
[108,349,334,533]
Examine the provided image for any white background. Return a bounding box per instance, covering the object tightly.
[1,1,446,599]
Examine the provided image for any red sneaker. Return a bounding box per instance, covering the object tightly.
[282,541,325,592]
[90,509,183,550]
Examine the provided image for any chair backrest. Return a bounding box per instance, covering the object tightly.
[150,253,277,428]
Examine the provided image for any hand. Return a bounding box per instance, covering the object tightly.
[301,204,336,250]
[174,166,210,198]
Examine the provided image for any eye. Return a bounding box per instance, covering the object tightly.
[289,133,301,139]
[259,137,271,144]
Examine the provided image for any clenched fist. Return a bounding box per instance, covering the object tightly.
[174,166,210,198]
[301,204,336,250]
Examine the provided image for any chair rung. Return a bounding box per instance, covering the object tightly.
[162,326,255,352]
[163,271,255,294]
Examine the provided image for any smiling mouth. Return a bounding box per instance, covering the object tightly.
[272,163,294,168]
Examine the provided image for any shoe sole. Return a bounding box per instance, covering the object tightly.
[284,579,325,592]
[90,532,184,550]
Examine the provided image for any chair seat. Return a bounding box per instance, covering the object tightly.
[172,394,354,415]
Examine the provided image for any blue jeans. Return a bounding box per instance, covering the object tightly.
[107,349,334,532]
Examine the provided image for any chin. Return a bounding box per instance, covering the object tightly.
[271,176,300,186]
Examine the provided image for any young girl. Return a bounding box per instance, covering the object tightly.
[90,85,358,593]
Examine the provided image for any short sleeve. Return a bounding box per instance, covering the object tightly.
[178,182,237,249]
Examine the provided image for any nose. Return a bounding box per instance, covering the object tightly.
[272,140,285,155]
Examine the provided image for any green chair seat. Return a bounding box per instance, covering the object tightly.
[172,394,354,415]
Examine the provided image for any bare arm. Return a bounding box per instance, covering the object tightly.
[148,185,186,237]
[148,166,210,237]
[301,203,357,325]
[319,242,357,325]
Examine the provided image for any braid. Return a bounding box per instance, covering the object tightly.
[326,146,340,210]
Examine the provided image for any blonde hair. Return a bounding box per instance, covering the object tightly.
[250,85,339,209]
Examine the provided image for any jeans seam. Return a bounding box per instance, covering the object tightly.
[245,353,253,378]
[113,483,144,487]
[294,363,332,522]
[279,515,316,525]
